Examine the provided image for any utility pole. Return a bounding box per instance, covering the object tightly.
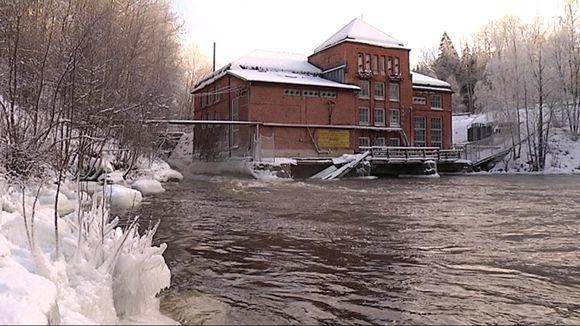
[213,42,216,72]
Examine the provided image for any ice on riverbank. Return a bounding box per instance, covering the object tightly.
[0,158,182,324]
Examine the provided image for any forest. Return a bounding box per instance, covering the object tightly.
[0,0,210,181]
[417,0,580,171]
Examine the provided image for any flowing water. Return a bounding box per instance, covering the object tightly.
[133,175,580,324]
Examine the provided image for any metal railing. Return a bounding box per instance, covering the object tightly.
[360,146,462,162]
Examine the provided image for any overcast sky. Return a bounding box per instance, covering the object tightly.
[171,0,564,68]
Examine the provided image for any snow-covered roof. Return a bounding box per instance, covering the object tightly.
[193,50,359,92]
[411,72,452,92]
[314,18,406,53]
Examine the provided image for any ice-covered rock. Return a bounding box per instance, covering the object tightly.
[154,169,183,182]
[94,184,142,210]
[131,179,165,195]
[37,188,76,217]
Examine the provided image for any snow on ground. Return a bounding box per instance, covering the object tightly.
[490,127,580,174]
[452,113,490,144]
[453,113,580,174]
[0,157,182,325]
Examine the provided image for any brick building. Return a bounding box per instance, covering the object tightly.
[192,18,452,160]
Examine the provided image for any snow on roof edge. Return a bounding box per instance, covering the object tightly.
[412,85,453,93]
[314,38,409,54]
[228,70,360,90]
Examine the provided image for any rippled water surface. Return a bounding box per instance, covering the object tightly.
[134,175,580,324]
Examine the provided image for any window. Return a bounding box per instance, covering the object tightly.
[390,109,400,127]
[380,56,386,75]
[389,138,400,147]
[321,91,336,98]
[431,95,442,109]
[359,107,370,125]
[389,83,400,101]
[209,91,214,105]
[359,80,370,99]
[431,117,442,148]
[303,90,319,97]
[374,82,385,100]
[372,55,379,74]
[374,108,385,126]
[358,53,364,72]
[387,56,393,74]
[359,137,370,148]
[284,89,301,96]
[365,54,371,71]
[413,96,426,105]
[394,57,400,74]
[374,137,386,147]
[322,66,346,83]
[231,97,240,148]
[201,93,207,108]
[414,116,426,147]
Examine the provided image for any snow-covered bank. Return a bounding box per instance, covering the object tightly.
[0,159,183,325]
[453,113,580,174]
[490,127,580,174]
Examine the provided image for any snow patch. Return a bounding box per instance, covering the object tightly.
[94,184,143,210]
[131,179,165,195]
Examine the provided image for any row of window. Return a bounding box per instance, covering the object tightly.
[358,53,401,75]
[283,89,337,98]
[359,108,400,127]
[414,116,442,147]
[413,96,442,109]
[359,137,400,148]
[321,66,346,83]
[200,87,222,108]
[359,80,399,101]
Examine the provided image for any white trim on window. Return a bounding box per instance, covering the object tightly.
[374,137,386,147]
[389,83,400,101]
[374,82,385,100]
[359,80,370,99]
[431,94,442,109]
[390,109,400,127]
[359,137,370,148]
[374,108,385,126]
[359,107,370,126]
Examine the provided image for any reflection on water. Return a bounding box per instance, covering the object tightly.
[133,175,580,325]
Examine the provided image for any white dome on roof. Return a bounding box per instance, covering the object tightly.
[314,18,405,53]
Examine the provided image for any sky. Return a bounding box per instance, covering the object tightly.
[171,0,564,69]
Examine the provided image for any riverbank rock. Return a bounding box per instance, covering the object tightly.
[154,169,183,183]
[94,185,142,210]
[131,179,165,195]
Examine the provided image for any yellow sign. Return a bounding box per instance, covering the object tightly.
[317,129,350,148]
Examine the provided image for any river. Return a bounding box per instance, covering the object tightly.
[133,175,580,324]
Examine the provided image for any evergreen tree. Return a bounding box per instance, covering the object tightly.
[433,32,461,81]
[460,43,480,113]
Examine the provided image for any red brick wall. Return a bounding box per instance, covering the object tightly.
[191,41,454,158]
[411,89,453,148]
[309,42,414,147]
